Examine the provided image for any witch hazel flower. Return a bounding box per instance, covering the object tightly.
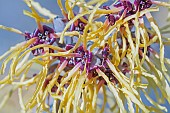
[0,0,170,113]
[25,25,56,56]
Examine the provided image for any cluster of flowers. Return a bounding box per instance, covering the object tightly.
[0,0,170,113]
[104,0,152,25]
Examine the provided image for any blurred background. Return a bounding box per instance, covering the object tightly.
[0,0,170,112]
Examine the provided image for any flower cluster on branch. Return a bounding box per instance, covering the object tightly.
[0,0,170,113]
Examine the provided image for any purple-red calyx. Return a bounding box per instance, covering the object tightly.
[134,0,152,11]
[103,0,152,26]
[69,14,87,33]
[70,19,86,32]
[25,25,56,56]
[58,44,118,84]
